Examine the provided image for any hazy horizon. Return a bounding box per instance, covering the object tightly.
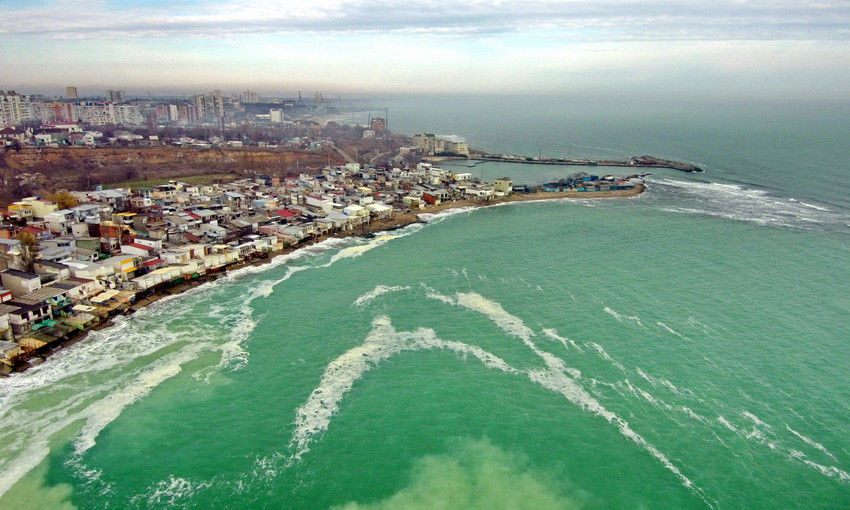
[2,1,849,104]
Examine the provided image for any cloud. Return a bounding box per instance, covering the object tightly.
[1,0,848,41]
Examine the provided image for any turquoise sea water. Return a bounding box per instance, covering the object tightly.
[1,96,848,509]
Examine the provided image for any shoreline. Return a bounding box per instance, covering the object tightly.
[2,184,643,375]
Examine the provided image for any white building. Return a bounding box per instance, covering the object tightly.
[0,91,33,127]
[412,133,469,156]
[75,102,115,125]
[114,104,144,126]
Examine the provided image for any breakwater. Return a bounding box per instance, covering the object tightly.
[438,153,703,172]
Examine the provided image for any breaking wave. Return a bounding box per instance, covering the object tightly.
[651,178,848,230]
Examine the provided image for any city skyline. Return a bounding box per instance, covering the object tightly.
[1,1,849,103]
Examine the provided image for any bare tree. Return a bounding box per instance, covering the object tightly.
[15,232,39,273]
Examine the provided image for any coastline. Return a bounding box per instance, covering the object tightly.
[3,184,643,375]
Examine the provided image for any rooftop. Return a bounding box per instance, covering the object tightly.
[1,269,39,280]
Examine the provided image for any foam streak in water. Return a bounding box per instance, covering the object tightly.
[541,328,584,352]
[287,315,518,462]
[604,306,644,327]
[353,285,412,307]
[453,292,710,505]
[786,425,837,461]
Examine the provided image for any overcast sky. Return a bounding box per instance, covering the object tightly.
[1,0,848,102]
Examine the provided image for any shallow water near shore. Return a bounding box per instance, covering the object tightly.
[1,96,849,509]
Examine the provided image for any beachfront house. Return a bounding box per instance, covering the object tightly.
[281,225,310,241]
[493,178,513,194]
[33,260,73,281]
[343,204,369,225]
[62,260,114,281]
[306,195,334,213]
[200,224,228,239]
[90,256,142,285]
[44,209,77,235]
[0,304,16,340]
[120,242,155,258]
[0,269,42,297]
[464,187,494,201]
[0,239,23,270]
[365,203,393,219]
[0,340,22,366]
[17,197,58,219]
[48,278,104,302]
[6,203,33,223]
[95,190,130,212]
[20,286,75,319]
[38,245,75,264]
[6,299,52,337]
[130,236,163,253]
[70,204,104,224]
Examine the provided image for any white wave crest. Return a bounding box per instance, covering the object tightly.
[450,292,710,505]
[0,282,260,499]
[132,475,214,507]
[353,285,411,307]
[456,292,535,341]
[541,328,584,352]
[742,411,772,430]
[289,315,405,461]
[717,416,738,433]
[797,201,831,212]
[655,178,845,230]
[74,343,206,456]
[719,412,850,484]
[635,367,692,397]
[287,315,519,462]
[422,284,456,305]
[786,425,837,461]
[421,338,520,375]
[416,206,477,223]
[802,460,850,483]
[587,341,628,373]
[0,341,209,499]
[604,306,644,327]
[657,322,690,341]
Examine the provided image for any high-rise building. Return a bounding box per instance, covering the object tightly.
[114,104,143,125]
[241,90,260,104]
[192,91,225,119]
[74,101,116,125]
[0,91,33,127]
[106,90,126,103]
[30,101,75,123]
[66,86,78,99]
[269,109,283,123]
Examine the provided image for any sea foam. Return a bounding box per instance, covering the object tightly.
[353,285,412,307]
